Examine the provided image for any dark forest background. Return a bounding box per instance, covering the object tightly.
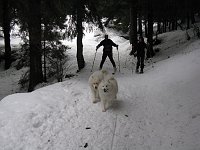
[0,0,200,91]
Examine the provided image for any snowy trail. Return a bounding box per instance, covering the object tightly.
[0,29,200,150]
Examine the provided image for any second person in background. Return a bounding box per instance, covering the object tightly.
[134,36,147,74]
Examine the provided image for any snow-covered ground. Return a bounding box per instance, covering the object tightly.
[0,28,200,150]
[0,35,24,100]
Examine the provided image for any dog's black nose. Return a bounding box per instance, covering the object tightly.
[104,89,107,92]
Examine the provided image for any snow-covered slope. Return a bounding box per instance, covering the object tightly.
[0,29,200,150]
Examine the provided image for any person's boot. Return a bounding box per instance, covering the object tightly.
[140,69,143,74]
[135,69,139,73]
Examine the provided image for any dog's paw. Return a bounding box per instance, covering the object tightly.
[102,109,106,112]
[102,107,106,112]
[93,98,100,103]
[93,99,99,103]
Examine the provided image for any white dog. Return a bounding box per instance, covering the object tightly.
[98,75,118,112]
[88,70,108,103]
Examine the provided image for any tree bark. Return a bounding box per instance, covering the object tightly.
[42,23,47,82]
[28,0,43,92]
[144,20,148,37]
[2,0,12,70]
[147,1,154,58]
[185,0,190,29]
[76,0,85,71]
[129,0,138,53]
[187,12,190,29]
[163,21,167,32]
[157,22,161,33]
[191,11,195,24]
[175,19,177,30]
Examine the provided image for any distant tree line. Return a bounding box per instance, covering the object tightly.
[0,0,200,91]
[96,0,200,57]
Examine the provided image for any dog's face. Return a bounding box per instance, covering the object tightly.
[101,80,112,93]
[92,77,101,90]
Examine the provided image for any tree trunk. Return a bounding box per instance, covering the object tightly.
[42,23,47,82]
[169,22,171,31]
[76,0,85,71]
[144,20,148,37]
[185,0,190,29]
[28,0,43,92]
[2,0,12,70]
[43,41,47,82]
[157,22,161,33]
[138,13,143,37]
[187,12,190,29]
[163,21,167,32]
[171,20,175,31]
[167,22,169,31]
[175,19,177,30]
[147,2,154,58]
[129,0,138,53]
[191,11,195,24]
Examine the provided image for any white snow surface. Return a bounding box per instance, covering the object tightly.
[0,28,200,150]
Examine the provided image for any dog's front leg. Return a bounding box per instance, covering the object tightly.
[95,91,100,102]
[101,99,106,112]
[90,86,97,103]
[93,90,100,103]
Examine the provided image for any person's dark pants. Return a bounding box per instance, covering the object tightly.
[136,55,145,71]
[100,52,116,69]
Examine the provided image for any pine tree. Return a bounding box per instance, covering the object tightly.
[76,0,85,71]
[27,0,43,91]
[1,0,12,70]
[147,0,154,58]
[129,0,138,53]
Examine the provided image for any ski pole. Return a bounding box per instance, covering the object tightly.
[117,48,121,72]
[91,51,97,72]
[132,56,134,74]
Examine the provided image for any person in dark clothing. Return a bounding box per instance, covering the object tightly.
[134,36,147,74]
[96,34,118,73]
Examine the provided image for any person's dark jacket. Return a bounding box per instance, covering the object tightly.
[136,42,147,57]
[97,39,118,53]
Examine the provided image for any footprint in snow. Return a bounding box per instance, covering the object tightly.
[71,91,82,97]
[32,120,43,128]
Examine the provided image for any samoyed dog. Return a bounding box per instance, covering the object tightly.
[98,75,118,112]
[88,70,108,103]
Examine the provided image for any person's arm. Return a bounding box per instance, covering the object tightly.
[111,40,118,50]
[96,41,103,51]
[133,44,138,57]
